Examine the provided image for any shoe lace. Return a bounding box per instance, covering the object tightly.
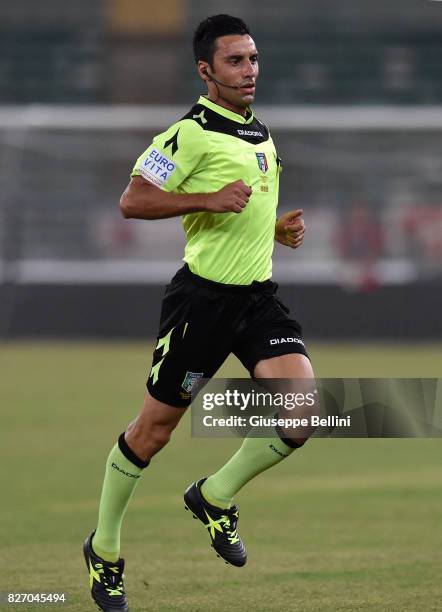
[102,564,125,597]
[221,508,240,545]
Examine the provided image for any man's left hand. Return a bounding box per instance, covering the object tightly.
[275,209,305,249]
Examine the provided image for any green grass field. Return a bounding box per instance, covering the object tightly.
[1,342,441,611]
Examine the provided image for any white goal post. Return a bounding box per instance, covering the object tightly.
[1,105,441,285]
[2,105,442,130]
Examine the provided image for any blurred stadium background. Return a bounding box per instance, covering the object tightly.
[0,0,441,339]
[1,2,441,611]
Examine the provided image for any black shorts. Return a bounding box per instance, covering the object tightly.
[146,264,309,408]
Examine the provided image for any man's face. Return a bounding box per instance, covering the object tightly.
[206,34,259,109]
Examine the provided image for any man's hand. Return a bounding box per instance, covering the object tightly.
[205,180,252,213]
[275,209,305,248]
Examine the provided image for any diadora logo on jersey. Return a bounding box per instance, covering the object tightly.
[193,110,208,125]
[238,129,263,137]
[182,371,204,393]
[164,128,179,155]
[140,148,177,187]
[255,152,268,173]
[270,337,305,346]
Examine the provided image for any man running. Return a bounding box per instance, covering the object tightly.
[84,14,313,612]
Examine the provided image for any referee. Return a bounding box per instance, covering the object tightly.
[84,14,315,612]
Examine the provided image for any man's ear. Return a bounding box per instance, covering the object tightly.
[198,62,211,82]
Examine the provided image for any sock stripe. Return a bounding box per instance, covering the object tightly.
[118,432,150,469]
[274,424,304,449]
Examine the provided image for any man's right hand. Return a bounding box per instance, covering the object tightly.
[206,180,252,213]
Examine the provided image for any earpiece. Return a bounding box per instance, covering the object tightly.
[201,68,239,90]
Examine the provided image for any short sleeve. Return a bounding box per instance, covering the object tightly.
[131,119,207,192]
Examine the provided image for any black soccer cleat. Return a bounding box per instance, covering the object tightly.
[184,478,247,567]
[83,531,129,612]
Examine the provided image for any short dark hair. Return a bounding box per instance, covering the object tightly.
[193,14,250,67]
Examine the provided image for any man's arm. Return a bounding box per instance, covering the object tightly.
[120,176,252,220]
[275,209,305,249]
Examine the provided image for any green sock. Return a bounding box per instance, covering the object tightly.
[201,430,297,508]
[92,442,143,562]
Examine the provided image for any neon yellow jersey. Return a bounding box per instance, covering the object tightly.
[131,96,281,284]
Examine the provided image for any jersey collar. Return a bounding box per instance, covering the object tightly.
[198,96,254,125]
